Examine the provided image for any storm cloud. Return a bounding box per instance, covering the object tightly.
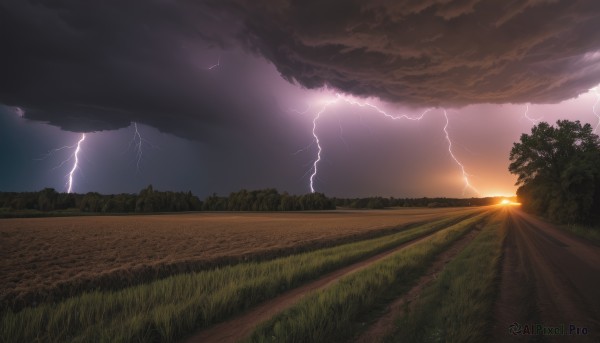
[1,0,243,136]
[219,0,600,106]
[1,0,600,134]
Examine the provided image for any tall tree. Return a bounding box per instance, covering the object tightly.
[509,120,600,224]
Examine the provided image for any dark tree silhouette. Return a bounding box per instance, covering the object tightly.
[1,188,505,216]
[509,120,600,224]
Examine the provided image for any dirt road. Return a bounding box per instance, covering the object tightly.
[494,207,600,342]
[353,221,485,343]
[183,215,483,343]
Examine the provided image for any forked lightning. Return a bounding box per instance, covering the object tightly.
[66,134,86,193]
[302,93,478,195]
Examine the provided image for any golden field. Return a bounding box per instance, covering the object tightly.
[0,207,480,309]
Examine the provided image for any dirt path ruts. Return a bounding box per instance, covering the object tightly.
[183,218,481,343]
[493,208,600,342]
[352,220,487,343]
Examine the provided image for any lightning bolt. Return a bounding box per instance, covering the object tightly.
[36,133,87,192]
[291,142,314,156]
[289,104,317,155]
[36,144,79,166]
[66,133,86,193]
[13,106,24,117]
[125,122,159,173]
[302,93,477,195]
[443,110,478,195]
[592,87,600,133]
[337,94,432,121]
[207,58,220,70]
[130,122,143,172]
[308,99,337,192]
[522,104,541,125]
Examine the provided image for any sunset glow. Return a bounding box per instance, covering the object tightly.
[499,198,521,206]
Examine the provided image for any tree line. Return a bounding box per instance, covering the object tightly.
[0,186,337,214]
[509,120,600,225]
[201,188,335,211]
[334,196,503,209]
[1,185,502,216]
[0,185,202,214]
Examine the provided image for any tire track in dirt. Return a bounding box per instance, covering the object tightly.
[183,214,487,343]
[352,219,488,343]
[493,208,600,342]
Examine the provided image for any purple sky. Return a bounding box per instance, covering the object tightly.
[1,1,600,198]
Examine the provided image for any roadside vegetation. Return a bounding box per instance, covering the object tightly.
[509,120,600,226]
[387,211,506,342]
[0,212,482,343]
[246,211,491,343]
[558,223,600,244]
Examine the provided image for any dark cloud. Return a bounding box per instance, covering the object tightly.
[0,0,243,136]
[1,0,600,136]
[215,0,600,106]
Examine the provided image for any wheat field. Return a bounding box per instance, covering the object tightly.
[0,207,480,309]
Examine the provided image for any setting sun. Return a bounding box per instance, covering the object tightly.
[498,198,521,206]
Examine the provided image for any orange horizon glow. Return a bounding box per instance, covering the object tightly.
[499,198,521,206]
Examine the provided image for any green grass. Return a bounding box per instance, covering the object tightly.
[386,213,506,343]
[246,212,491,343]
[557,223,600,244]
[0,212,482,343]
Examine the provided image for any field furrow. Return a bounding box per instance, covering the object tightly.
[244,210,493,343]
[1,210,484,343]
[184,213,487,343]
[352,215,487,343]
[0,207,482,310]
[385,210,507,342]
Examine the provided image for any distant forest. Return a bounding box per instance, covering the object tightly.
[334,196,500,209]
[0,185,503,216]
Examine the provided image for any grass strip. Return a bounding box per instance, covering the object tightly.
[557,223,600,244]
[386,212,506,343]
[0,212,479,343]
[246,211,491,343]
